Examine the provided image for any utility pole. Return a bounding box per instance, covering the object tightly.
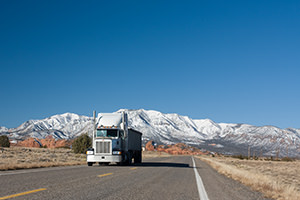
[276,147,280,160]
[260,148,263,159]
[248,146,251,159]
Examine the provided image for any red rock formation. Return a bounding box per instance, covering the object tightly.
[16,136,71,148]
[145,141,155,151]
[40,136,56,148]
[54,139,71,148]
[146,142,209,155]
[17,138,41,148]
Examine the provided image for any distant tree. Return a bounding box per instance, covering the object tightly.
[72,134,92,154]
[0,135,10,148]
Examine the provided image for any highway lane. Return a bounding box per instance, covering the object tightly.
[0,156,269,200]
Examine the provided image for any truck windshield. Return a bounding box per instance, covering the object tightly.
[96,129,118,137]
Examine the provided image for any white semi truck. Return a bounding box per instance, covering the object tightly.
[86,111,142,166]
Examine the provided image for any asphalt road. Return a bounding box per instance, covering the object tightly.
[0,156,269,200]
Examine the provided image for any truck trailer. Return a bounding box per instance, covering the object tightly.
[86,111,142,166]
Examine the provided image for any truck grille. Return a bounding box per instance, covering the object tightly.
[96,141,111,154]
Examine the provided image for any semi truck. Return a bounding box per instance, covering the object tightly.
[86,111,142,166]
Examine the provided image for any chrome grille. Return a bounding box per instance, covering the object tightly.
[96,141,111,154]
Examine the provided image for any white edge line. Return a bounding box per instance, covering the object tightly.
[192,156,209,200]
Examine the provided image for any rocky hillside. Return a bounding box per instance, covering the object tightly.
[1,109,300,157]
[2,113,93,140]
[126,109,300,157]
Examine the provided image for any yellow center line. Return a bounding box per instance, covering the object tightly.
[0,188,47,200]
[130,167,137,170]
[98,173,113,177]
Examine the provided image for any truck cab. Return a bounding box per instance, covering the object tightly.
[87,112,142,166]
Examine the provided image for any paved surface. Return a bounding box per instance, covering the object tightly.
[0,156,269,200]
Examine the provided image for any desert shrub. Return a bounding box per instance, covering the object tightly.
[281,157,294,162]
[56,146,71,149]
[0,135,10,147]
[72,134,92,154]
[232,154,248,160]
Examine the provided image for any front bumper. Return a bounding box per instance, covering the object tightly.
[87,154,122,163]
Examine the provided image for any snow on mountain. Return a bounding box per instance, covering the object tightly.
[125,109,206,145]
[0,126,8,133]
[2,113,93,140]
[193,119,222,139]
[213,123,300,156]
[1,109,300,157]
[123,109,300,157]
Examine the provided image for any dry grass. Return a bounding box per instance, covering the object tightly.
[0,147,86,170]
[0,148,170,171]
[197,156,300,200]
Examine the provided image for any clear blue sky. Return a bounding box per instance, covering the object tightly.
[1,0,300,129]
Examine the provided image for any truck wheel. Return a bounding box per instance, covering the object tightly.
[124,153,132,166]
[87,162,93,166]
[138,151,142,163]
[134,151,142,163]
[133,152,138,164]
[128,155,132,165]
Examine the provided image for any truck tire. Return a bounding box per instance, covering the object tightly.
[128,155,132,165]
[134,151,142,163]
[138,151,142,163]
[124,152,132,166]
[87,162,93,166]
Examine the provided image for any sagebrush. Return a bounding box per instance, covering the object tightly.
[72,134,92,154]
[0,135,10,147]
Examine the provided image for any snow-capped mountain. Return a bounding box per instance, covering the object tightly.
[1,113,93,140]
[125,109,300,157]
[1,109,300,157]
[0,126,8,133]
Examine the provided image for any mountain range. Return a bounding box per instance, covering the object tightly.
[1,109,299,157]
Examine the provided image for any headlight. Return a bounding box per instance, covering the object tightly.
[112,151,122,155]
[86,151,94,155]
